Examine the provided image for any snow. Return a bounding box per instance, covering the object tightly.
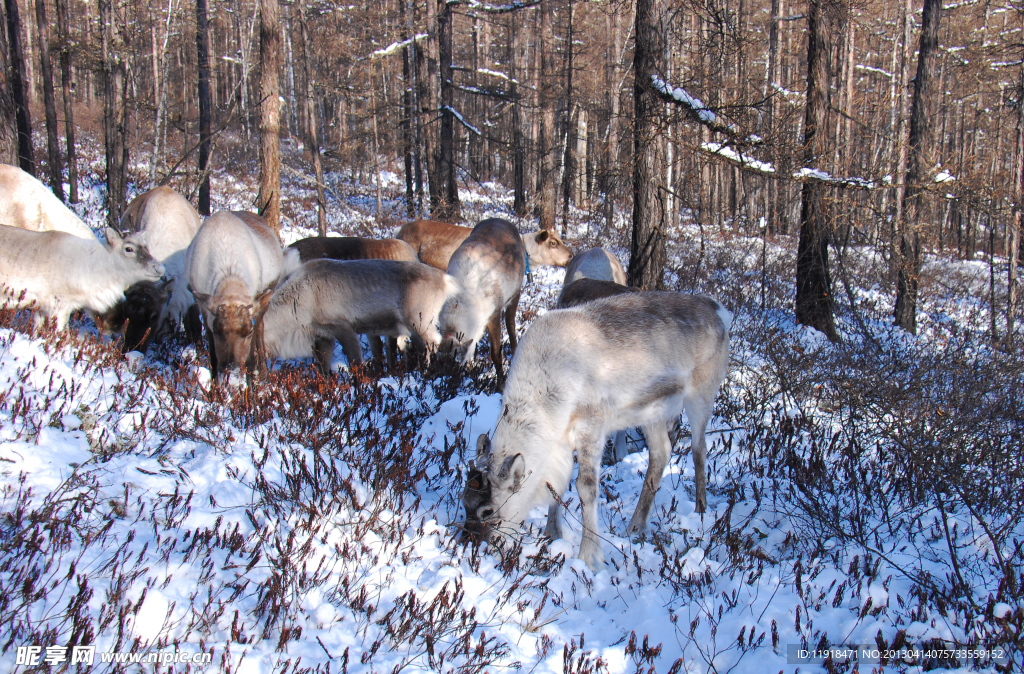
[370,33,428,59]
[651,75,732,129]
[793,167,876,189]
[855,64,894,79]
[935,169,956,183]
[0,139,1019,673]
[702,141,776,174]
[443,105,482,135]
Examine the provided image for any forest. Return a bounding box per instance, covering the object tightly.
[0,0,1022,670]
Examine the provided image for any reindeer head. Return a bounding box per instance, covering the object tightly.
[192,284,274,380]
[461,433,528,544]
[525,230,573,267]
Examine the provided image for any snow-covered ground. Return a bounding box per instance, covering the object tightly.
[0,141,1020,672]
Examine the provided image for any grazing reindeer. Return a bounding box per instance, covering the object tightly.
[259,259,459,374]
[439,218,525,384]
[462,292,731,571]
[289,235,419,362]
[186,211,294,382]
[0,164,96,240]
[557,277,641,463]
[0,225,165,330]
[397,219,572,271]
[92,278,176,351]
[95,186,202,351]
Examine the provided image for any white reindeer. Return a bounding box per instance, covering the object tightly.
[463,292,731,571]
[186,211,294,381]
[0,164,96,240]
[0,224,165,329]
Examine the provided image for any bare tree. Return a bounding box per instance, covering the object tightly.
[34,0,62,199]
[54,0,77,202]
[258,0,282,232]
[296,0,326,234]
[0,0,18,164]
[197,0,212,215]
[893,0,943,334]
[5,0,34,173]
[100,0,128,228]
[628,0,667,290]
[536,0,558,231]
[794,0,845,341]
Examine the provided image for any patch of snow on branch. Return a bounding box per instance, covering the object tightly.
[934,169,955,183]
[794,167,876,189]
[855,64,894,79]
[443,106,481,135]
[651,75,726,127]
[702,142,776,174]
[371,34,427,59]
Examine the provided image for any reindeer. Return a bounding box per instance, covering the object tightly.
[289,236,417,263]
[397,219,572,271]
[94,186,202,351]
[259,259,459,374]
[439,218,526,384]
[0,164,96,240]
[185,211,295,382]
[0,225,165,330]
[462,292,731,571]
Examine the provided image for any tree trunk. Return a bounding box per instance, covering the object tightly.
[54,0,76,202]
[436,0,459,221]
[794,0,844,341]
[1008,64,1024,349]
[402,33,415,217]
[100,0,127,228]
[537,0,557,231]
[604,7,623,232]
[893,0,942,334]
[34,0,62,199]
[510,11,527,216]
[5,0,34,173]
[197,0,212,215]
[0,0,19,164]
[628,0,666,290]
[424,0,440,213]
[257,0,281,232]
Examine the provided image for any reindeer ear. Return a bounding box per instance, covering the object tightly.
[535,230,549,243]
[500,453,526,489]
[188,285,212,308]
[105,227,124,247]
[476,434,491,463]
[253,287,275,320]
[160,277,176,292]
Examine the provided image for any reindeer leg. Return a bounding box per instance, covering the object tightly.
[684,396,713,514]
[627,421,671,536]
[504,291,521,354]
[486,312,504,383]
[369,335,384,362]
[544,502,563,540]
[312,337,335,376]
[333,324,364,369]
[573,416,606,571]
[204,317,219,381]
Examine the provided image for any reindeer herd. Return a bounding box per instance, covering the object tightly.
[0,164,732,571]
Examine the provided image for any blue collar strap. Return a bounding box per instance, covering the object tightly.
[525,252,533,284]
